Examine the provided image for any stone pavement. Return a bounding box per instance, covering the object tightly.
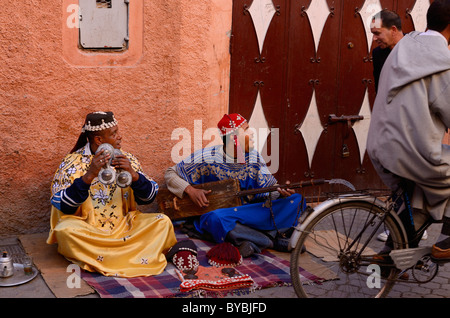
[1,223,449,298]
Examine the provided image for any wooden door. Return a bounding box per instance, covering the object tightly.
[229,0,429,193]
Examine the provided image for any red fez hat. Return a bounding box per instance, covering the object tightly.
[217,114,247,137]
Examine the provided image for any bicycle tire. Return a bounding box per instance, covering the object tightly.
[290,200,406,298]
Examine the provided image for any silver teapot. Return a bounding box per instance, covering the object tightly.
[0,251,14,278]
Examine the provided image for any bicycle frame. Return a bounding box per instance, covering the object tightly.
[289,192,409,251]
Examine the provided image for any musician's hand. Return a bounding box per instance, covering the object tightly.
[82,149,111,184]
[277,181,295,198]
[111,154,139,182]
[185,185,212,208]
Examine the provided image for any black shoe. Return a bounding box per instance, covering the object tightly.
[238,241,255,258]
[301,245,307,254]
[273,236,291,253]
[273,237,307,253]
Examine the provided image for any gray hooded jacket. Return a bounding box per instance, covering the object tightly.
[367,31,450,221]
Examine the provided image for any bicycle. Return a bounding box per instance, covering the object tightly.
[289,180,442,298]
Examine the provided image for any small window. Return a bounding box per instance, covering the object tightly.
[79,0,129,50]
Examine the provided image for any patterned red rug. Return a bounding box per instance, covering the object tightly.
[81,225,320,298]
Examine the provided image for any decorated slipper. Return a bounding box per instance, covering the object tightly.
[166,240,199,272]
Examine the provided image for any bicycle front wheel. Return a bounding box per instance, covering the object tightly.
[290,200,406,298]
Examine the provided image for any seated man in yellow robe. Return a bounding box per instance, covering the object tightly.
[47,111,177,277]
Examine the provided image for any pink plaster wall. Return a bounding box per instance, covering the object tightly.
[0,0,232,237]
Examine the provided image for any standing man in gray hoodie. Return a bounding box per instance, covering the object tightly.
[367,0,450,262]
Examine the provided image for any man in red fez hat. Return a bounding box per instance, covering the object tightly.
[165,113,306,257]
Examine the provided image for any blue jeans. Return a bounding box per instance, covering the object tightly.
[226,222,277,253]
[195,193,305,244]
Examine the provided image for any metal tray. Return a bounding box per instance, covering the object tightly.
[0,263,38,287]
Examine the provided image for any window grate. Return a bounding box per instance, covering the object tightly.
[96,0,112,9]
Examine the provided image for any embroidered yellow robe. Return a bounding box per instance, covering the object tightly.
[47,147,177,277]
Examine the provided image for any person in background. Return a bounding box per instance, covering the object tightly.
[371,10,428,242]
[367,0,450,262]
[371,9,404,93]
